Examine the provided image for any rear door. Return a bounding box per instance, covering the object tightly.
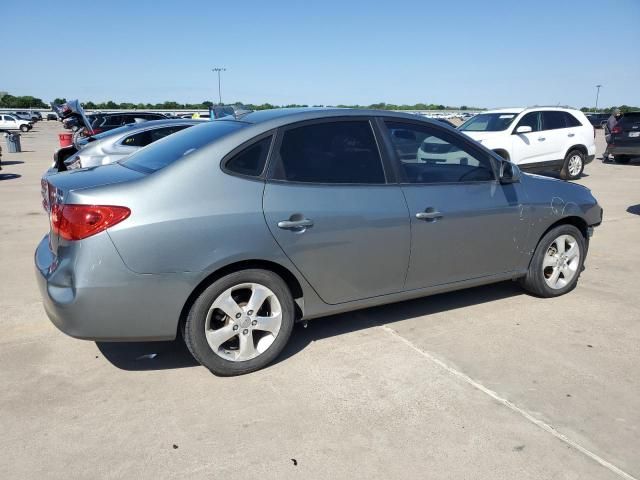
[262,118,410,305]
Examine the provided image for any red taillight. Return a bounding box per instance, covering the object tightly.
[611,125,622,134]
[51,204,131,240]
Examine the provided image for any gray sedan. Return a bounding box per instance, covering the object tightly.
[60,119,205,171]
[36,108,602,376]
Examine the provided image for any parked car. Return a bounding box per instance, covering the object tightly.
[13,110,40,122]
[63,114,98,131]
[608,111,640,164]
[459,107,595,180]
[36,109,602,376]
[0,114,32,132]
[585,112,609,129]
[46,119,204,172]
[46,112,59,121]
[89,112,168,135]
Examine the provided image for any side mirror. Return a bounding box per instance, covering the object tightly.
[514,125,532,134]
[499,161,521,184]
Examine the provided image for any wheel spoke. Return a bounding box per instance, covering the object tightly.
[554,236,566,255]
[254,313,282,334]
[565,243,579,261]
[210,293,243,320]
[237,331,257,361]
[547,267,561,287]
[246,284,271,314]
[543,254,557,268]
[205,325,237,351]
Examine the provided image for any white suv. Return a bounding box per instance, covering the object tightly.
[0,114,32,132]
[459,107,595,180]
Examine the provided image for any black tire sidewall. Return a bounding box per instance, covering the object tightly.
[527,225,586,297]
[20,125,28,132]
[184,269,295,376]
[562,150,584,180]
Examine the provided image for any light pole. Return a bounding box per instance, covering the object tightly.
[595,84,602,112]
[212,67,226,105]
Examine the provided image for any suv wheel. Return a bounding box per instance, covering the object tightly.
[614,156,631,164]
[20,125,29,133]
[560,150,584,180]
[519,224,585,297]
[183,269,295,376]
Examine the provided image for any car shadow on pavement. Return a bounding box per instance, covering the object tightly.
[96,338,199,371]
[0,173,21,181]
[97,281,524,373]
[276,280,524,367]
[0,161,24,166]
[627,204,640,216]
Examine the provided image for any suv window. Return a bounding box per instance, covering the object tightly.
[385,121,495,184]
[225,136,272,177]
[541,111,567,130]
[271,121,385,184]
[122,125,190,147]
[563,112,582,127]
[515,112,540,132]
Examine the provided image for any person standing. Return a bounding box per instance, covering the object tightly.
[603,108,622,161]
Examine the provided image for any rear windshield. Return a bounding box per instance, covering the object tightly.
[91,123,139,140]
[620,112,640,125]
[459,113,518,132]
[121,121,245,173]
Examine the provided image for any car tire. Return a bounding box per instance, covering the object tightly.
[519,224,586,298]
[560,149,584,180]
[20,125,29,133]
[614,156,631,164]
[183,269,295,376]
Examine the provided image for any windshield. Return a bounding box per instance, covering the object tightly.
[121,120,245,173]
[459,113,518,132]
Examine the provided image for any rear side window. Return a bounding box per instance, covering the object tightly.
[225,136,272,177]
[271,121,385,184]
[563,112,582,127]
[541,111,566,130]
[122,121,245,173]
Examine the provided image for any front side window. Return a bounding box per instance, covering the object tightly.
[271,121,385,184]
[459,113,517,132]
[225,136,272,177]
[515,112,540,132]
[385,121,495,184]
[541,111,567,130]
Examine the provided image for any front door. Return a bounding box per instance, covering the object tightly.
[263,119,410,305]
[382,119,526,290]
[511,111,557,166]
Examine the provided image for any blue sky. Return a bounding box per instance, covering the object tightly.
[3,0,639,108]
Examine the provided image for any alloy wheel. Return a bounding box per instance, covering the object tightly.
[204,283,282,361]
[568,155,583,177]
[542,234,580,289]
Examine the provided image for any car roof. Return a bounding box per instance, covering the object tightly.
[483,106,582,115]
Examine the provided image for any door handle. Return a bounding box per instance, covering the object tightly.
[568,133,575,137]
[538,137,546,141]
[416,210,443,221]
[277,218,314,230]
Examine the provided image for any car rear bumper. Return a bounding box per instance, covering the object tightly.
[609,145,640,156]
[35,234,196,342]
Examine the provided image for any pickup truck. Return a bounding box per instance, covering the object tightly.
[0,114,32,132]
